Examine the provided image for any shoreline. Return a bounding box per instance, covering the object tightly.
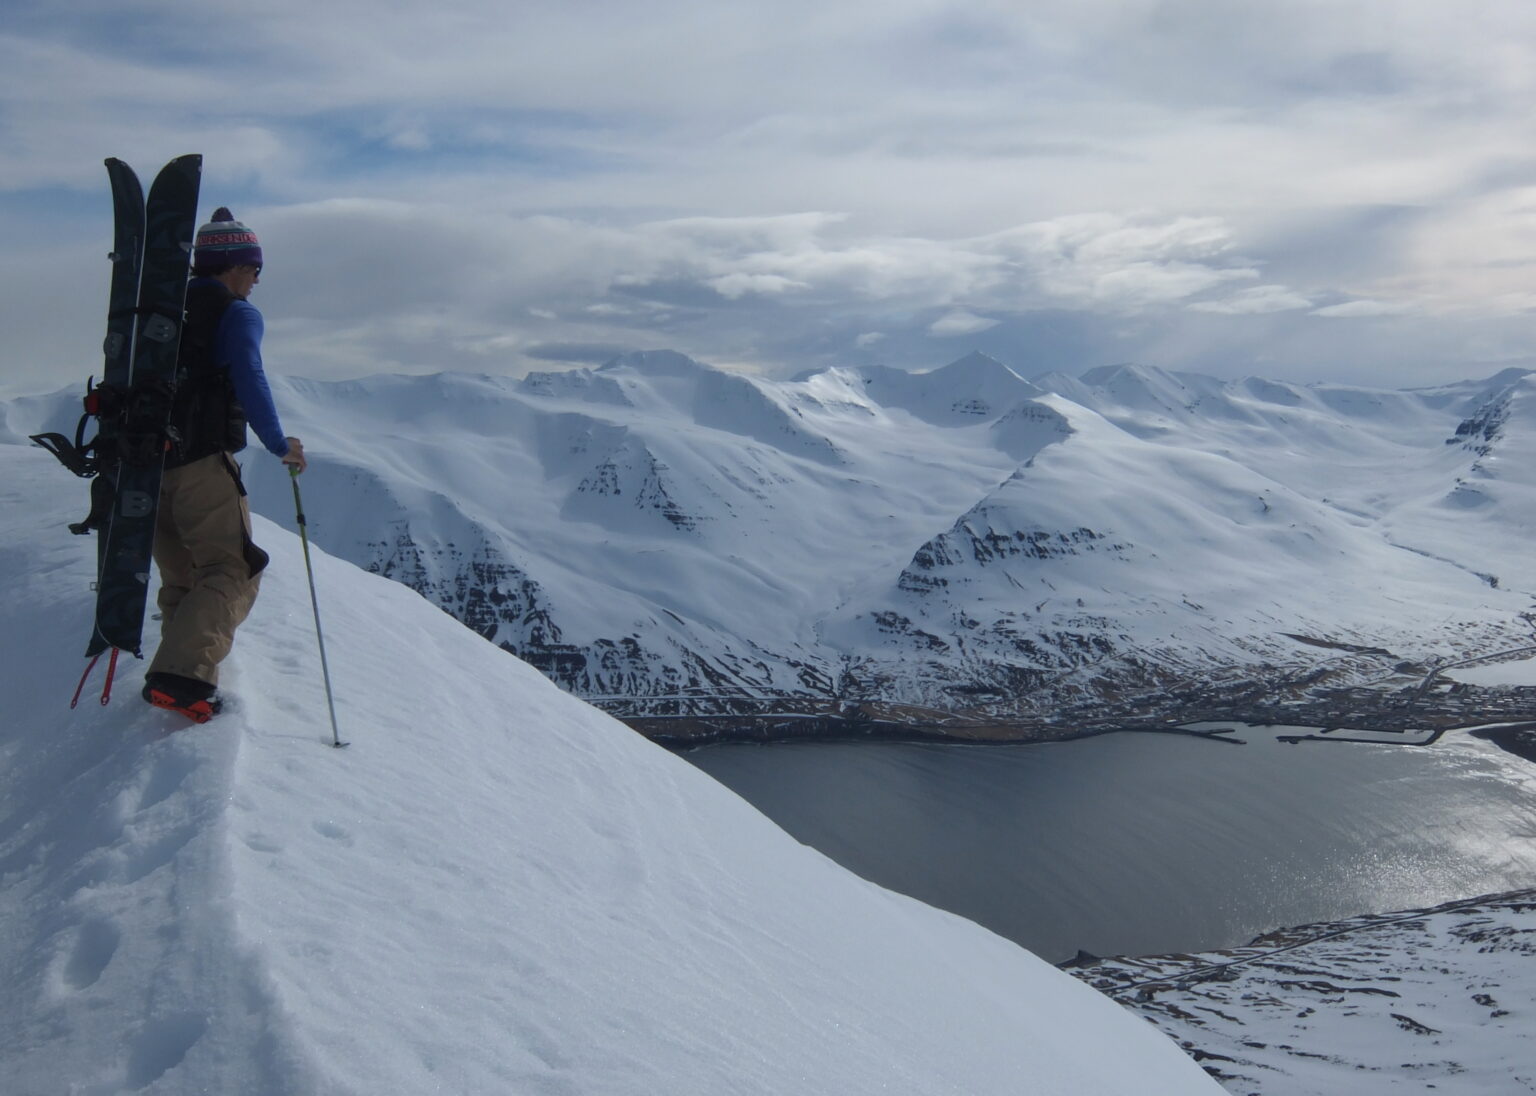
[622,699,1536,758]
[632,714,1245,751]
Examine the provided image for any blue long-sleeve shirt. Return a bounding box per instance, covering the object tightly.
[198,280,289,457]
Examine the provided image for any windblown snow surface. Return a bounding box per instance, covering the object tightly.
[0,444,1222,1095]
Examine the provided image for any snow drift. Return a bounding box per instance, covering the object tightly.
[0,444,1221,1095]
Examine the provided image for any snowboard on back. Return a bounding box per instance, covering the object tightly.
[31,154,202,700]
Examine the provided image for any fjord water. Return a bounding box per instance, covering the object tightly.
[684,728,1536,962]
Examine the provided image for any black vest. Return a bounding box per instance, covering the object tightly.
[168,281,249,468]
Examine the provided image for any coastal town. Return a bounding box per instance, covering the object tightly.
[617,647,1536,761]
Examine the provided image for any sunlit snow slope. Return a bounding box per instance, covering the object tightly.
[0,444,1221,1095]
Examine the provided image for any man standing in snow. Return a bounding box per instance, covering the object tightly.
[141,208,305,722]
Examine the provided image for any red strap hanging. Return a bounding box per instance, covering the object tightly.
[70,652,102,709]
[100,648,120,706]
[69,647,123,709]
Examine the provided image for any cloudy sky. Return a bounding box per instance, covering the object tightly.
[6,0,1536,395]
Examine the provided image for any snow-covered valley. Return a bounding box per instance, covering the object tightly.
[14,351,1535,741]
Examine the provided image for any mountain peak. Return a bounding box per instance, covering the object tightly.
[1482,366,1536,387]
[598,349,711,378]
[1055,362,1231,425]
[934,350,1015,375]
[1078,362,1179,387]
[852,353,1041,425]
[931,351,1041,390]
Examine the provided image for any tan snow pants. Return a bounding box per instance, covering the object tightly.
[148,452,269,687]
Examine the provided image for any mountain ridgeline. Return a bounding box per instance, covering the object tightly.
[17,352,1536,738]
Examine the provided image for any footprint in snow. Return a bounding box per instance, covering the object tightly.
[240,831,283,854]
[312,819,353,845]
[124,1010,208,1090]
[134,749,196,813]
[62,916,121,991]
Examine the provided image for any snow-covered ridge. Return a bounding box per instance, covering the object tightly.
[0,444,1222,1094]
[852,351,1043,425]
[8,354,1536,728]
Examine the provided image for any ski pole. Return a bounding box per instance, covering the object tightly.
[290,466,347,748]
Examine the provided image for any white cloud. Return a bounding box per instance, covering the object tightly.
[928,310,999,337]
[593,209,1266,319]
[706,273,810,298]
[1189,285,1313,315]
[1312,299,1415,318]
[978,213,1259,312]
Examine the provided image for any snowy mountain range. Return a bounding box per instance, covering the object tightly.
[11,352,1536,733]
